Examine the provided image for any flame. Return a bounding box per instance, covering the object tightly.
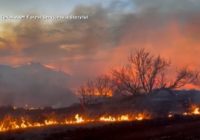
[191,105,200,115]
[44,120,58,126]
[119,115,129,121]
[99,115,129,122]
[75,114,84,123]
[99,116,116,122]
[0,113,151,132]
[4,105,200,133]
[135,114,145,121]
[168,113,173,118]
[168,105,200,118]
[93,89,113,97]
[99,113,150,122]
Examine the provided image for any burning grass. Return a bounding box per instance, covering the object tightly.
[168,104,200,118]
[0,112,151,132]
[0,103,200,133]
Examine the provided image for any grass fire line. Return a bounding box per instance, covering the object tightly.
[0,105,199,132]
[0,113,151,132]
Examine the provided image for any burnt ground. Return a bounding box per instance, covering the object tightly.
[1,115,200,140]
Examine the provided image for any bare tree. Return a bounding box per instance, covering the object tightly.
[129,48,170,93]
[169,68,199,89]
[77,48,200,105]
[77,80,95,105]
[77,75,113,105]
[95,75,113,97]
[112,65,141,96]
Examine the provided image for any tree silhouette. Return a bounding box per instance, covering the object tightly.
[78,48,200,105]
[77,75,113,105]
[128,48,170,93]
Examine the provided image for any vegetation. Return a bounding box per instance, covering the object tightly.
[77,48,199,105]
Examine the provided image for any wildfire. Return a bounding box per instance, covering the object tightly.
[135,113,148,121]
[99,114,129,122]
[169,105,200,117]
[0,113,151,132]
[182,105,200,116]
[4,104,200,133]
[135,116,143,121]
[75,114,84,123]
[93,89,113,97]
[99,113,150,122]
[191,106,200,115]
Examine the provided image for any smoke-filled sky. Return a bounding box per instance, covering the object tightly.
[0,0,200,107]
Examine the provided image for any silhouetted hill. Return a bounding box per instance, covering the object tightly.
[0,62,78,107]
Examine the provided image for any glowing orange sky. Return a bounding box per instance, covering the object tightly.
[0,0,200,89]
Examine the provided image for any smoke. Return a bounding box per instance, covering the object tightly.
[0,62,77,108]
[0,0,199,106]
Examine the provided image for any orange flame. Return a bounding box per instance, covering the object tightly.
[99,114,129,122]
[0,113,151,132]
[191,105,200,115]
[135,114,144,121]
